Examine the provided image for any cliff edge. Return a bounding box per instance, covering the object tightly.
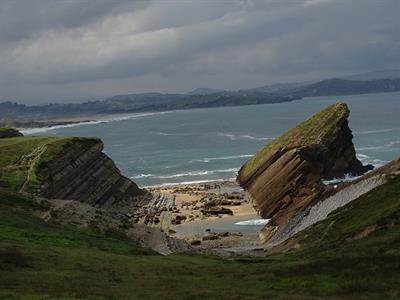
[237,102,373,242]
[0,127,23,138]
[0,136,147,206]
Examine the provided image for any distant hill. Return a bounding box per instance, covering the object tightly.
[244,81,314,94]
[186,88,223,95]
[0,91,299,122]
[2,70,400,124]
[343,69,400,81]
[287,78,400,97]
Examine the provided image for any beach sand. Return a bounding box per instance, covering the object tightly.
[147,181,266,252]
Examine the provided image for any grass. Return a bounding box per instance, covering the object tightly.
[292,174,400,251]
[0,136,100,192]
[1,175,400,299]
[241,102,349,177]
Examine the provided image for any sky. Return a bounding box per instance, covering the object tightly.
[0,0,399,104]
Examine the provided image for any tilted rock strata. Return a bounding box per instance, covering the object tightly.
[264,174,386,247]
[38,138,149,207]
[237,102,373,242]
[268,158,400,253]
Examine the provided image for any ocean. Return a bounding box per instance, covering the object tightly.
[23,91,400,187]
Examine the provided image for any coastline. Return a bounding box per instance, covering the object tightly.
[17,111,172,134]
[145,180,267,252]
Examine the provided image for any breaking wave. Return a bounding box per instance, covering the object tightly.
[21,111,170,135]
[217,132,273,141]
[191,154,253,163]
[322,174,362,185]
[356,140,400,151]
[131,168,238,180]
[144,179,228,188]
[354,127,400,135]
[152,131,191,136]
[235,219,270,226]
[357,153,390,167]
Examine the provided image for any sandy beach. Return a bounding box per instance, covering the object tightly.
[146,180,267,251]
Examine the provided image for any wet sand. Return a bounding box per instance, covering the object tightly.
[147,181,267,251]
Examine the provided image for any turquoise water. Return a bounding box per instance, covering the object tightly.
[24,92,400,187]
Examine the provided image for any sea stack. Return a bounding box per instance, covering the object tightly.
[237,102,373,242]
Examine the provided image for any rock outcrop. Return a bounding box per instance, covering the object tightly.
[237,102,373,242]
[37,137,149,207]
[268,157,400,253]
[0,127,23,138]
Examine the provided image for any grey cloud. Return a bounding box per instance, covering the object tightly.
[0,0,399,103]
[0,0,141,42]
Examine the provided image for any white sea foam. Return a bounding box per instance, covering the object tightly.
[356,146,385,151]
[357,153,370,160]
[357,153,390,167]
[131,174,154,179]
[131,168,238,180]
[191,154,253,163]
[21,120,105,134]
[144,178,228,188]
[217,132,273,141]
[155,168,238,179]
[152,131,191,136]
[356,140,400,151]
[354,127,400,135]
[235,219,270,226]
[322,174,362,185]
[21,111,169,135]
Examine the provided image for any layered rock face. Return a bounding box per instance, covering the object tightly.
[37,138,148,207]
[237,102,373,242]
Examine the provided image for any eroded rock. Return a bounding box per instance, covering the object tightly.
[37,138,149,207]
[237,102,373,243]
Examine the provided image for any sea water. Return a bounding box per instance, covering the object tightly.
[24,91,400,187]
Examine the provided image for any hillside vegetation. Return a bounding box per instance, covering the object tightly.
[0,135,399,299]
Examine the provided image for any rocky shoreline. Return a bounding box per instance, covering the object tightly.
[143,181,265,252]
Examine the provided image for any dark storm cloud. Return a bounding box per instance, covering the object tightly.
[0,0,140,42]
[0,0,399,103]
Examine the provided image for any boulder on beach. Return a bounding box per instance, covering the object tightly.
[237,102,373,242]
[203,206,233,216]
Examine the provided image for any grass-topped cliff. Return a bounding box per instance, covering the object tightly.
[0,136,101,193]
[241,102,349,177]
[0,134,142,206]
[237,102,373,241]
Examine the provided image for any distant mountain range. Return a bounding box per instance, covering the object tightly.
[343,69,400,81]
[0,91,299,122]
[1,69,400,123]
[186,88,223,95]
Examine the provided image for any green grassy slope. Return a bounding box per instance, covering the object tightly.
[1,175,400,300]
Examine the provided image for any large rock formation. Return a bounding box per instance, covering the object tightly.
[36,137,149,207]
[0,127,23,138]
[237,102,373,242]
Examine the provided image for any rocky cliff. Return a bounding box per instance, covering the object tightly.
[35,137,148,207]
[237,102,373,242]
[0,127,23,138]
